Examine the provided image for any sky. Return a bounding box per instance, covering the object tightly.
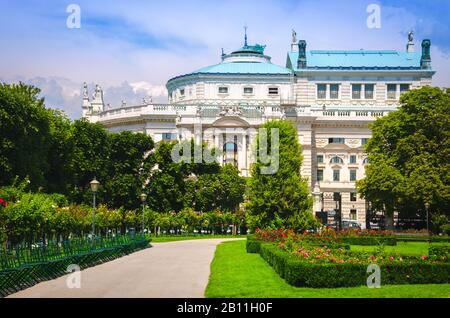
[0,0,449,119]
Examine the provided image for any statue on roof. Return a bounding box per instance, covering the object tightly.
[82,82,88,99]
[408,30,414,43]
[292,29,297,43]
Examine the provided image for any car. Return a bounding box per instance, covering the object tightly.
[342,219,362,230]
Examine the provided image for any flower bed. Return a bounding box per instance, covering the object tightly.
[247,229,449,288]
[253,228,397,246]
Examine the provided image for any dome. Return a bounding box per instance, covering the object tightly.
[168,43,292,84]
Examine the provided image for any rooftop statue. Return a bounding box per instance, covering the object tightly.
[82,82,88,98]
[292,29,297,43]
[408,30,414,43]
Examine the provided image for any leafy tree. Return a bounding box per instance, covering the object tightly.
[68,119,111,204]
[104,131,154,210]
[0,83,52,189]
[246,120,316,231]
[358,87,450,230]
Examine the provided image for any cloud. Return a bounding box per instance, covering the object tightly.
[0,0,449,116]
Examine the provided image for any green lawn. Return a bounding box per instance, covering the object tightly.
[205,240,450,298]
[350,241,448,256]
[150,234,244,243]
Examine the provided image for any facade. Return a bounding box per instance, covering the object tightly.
[82,32,435,228]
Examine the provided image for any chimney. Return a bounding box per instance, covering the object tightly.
[297,40,307,69]
[420,39,431,69]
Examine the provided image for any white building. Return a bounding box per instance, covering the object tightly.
[82,31,435,228]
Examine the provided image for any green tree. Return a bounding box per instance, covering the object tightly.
[0,83,52,188]
[246,120,316,231]
[104,131,154,210]
[358,87,450,229]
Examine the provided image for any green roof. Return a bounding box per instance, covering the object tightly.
[288,50,424,71]
[190,61,292,75]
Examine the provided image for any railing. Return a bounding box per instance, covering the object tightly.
[96,101,398,120]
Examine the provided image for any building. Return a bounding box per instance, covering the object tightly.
[82,31,435,228]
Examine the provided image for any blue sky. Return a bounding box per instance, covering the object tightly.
[0,0,449,118]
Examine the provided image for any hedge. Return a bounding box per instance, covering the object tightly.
[0,237,150,297]
[257,243,450,288]
[340,236,397,246]
[246,237,261,254]
[396,236,450,243]
[429,245,450,258]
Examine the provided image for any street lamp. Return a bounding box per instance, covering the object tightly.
[140,193,147,234]
[425,202,430,236]
[90,178,100,238]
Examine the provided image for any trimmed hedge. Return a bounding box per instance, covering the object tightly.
[257,243,450,288]
[429,245,450,258]
[0,237,150,297]
[396,236,450,243]
[246,237,261,254]
[340,236,397,246]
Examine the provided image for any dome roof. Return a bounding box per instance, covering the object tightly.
[187,43,291,76]
[191,61,292,75]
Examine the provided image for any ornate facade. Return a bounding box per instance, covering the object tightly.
[82,32,435,228]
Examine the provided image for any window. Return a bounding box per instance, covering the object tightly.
[162,133,177,141]
[350,169,357,181]
[317,169,323,181]
[268,87,279,95]
[243,87,253,95]
[317,84,327,99]
[350,209,357,220]
[365,84,374,99]
[329,138,345,144]
[352,84,362,99]
[180,89,185,96]
[333,170,340,182]
[317,155,324,163]
[400,84,410,95]
[218,86,228,94]
[350,155,357,164]
[361,138,369,145]
[330,156,344,164]
[387,84,397,99]
[330,84,339,99]
[350,192,357,202]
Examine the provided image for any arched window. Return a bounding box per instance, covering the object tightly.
[363,158,371,165]
[330,156,344,164]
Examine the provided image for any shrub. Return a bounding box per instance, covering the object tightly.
[340,236,397,246]
[246,236,261,253]
[429,245,450,258]
[258,243,450,288]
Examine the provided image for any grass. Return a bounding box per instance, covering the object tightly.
[350,241,448,256]
[150,234,245,243]
[205,240,450,298]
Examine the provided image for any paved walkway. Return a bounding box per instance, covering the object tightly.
[8,238,242,298]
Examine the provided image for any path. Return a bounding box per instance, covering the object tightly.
[8,238,242,298]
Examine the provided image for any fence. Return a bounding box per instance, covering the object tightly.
[0,234,151,297]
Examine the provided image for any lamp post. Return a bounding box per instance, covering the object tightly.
[425,202,430,236]
[140,193,147,234]
[90,178,100,238]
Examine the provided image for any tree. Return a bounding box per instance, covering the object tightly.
[358,87,450,230]
[0,83,53,189]
[68,119,111,204]
[246,120,316,231]
[104,131,154,210]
